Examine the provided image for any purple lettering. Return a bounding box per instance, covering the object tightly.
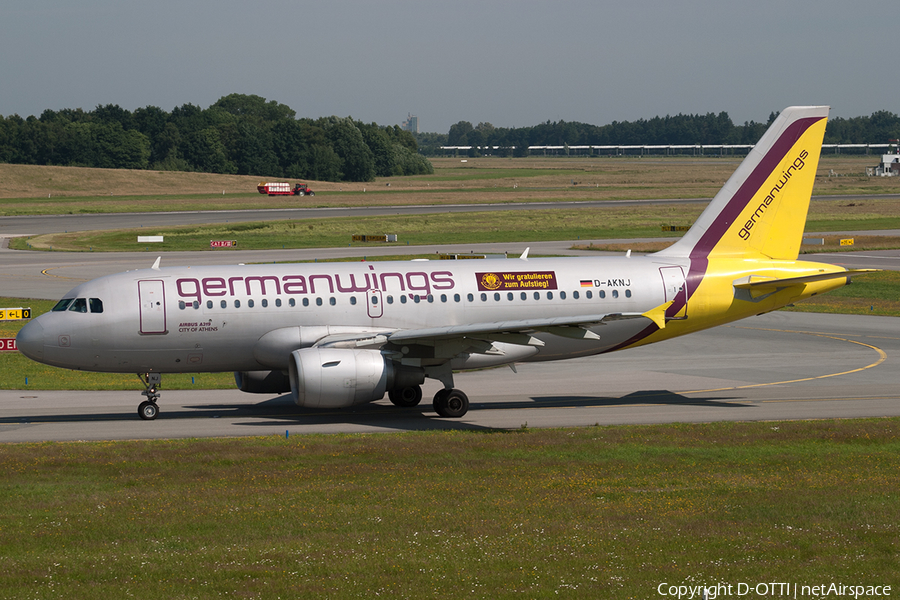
[245,275,281,296]
[309,274,334,294]
[335,273,371,293]
[430,271,455,290]
[282,275,307,294]
[379,272,405,292]
[202,277,227,297]
[406,272,430,295]
[176,278,201,303]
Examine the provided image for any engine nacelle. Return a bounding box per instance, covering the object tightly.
[288,348,392,409]
[234,370,291,394]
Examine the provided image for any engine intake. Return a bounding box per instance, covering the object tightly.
[289,348,394,409]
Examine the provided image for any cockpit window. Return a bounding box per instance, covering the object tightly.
[68,298,88,313]
[52,298,74,312]
[89,298,103,313]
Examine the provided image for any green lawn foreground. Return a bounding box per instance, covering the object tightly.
[0,420,896,598]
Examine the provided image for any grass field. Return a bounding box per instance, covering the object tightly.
[0,420,896,598]
[2,156,899,216]
[13,197,900,253]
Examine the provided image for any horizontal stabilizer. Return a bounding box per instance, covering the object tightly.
[733,269,878,291]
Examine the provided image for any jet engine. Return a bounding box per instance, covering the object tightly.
[288,348,404,409]
[234,370,291,394]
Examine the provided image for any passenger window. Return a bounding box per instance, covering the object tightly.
[533,292,540,300]
[248,299,255,308]
[414,295,421,304]
[302,298,309,307]
[587,290,593,299]
[507,292,514,301]
[427,295,434,303]
[234,300,241,308]
[178,301,186,310]
[387,295,394,304]
[493,293,500,301]
[441,294,447,303]
[520,292,527,300]
[454,294,461,302]
[220,300,227,308]
[316,298,323,306]
[276,299,282,307]
[547,292,554,300]
[69,298,88,313]
[206,301,213,309]
[597,290,604,299]
[89,298,104,313]
[560,291,566,300]
[625,289,632,298]
[573,291,580,300]
[467,293,474,302]
[612,290,619,298]
[329,297,336,306]
[289,298,296,307]
[350,297,357,306]
[262,299,268,308]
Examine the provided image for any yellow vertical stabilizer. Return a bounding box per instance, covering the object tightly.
[657,106,829,261]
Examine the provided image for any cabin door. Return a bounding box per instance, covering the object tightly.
[138,280,168,334]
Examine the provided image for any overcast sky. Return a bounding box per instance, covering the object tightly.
[2,0,896,133]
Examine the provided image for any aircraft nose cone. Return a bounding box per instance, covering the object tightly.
[16,319,44,361]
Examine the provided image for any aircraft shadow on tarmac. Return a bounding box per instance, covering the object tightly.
[1,390,746,432]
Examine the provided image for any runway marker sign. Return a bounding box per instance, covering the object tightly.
[0,308,31,321]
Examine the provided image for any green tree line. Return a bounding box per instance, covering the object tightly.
[418,110,900,155]
[0,94,433,182]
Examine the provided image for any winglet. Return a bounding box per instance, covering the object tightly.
[151,256,161,270]
[642,300,673,330]
[519,247,530,260]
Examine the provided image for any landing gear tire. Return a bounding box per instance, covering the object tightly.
[433,388,469,418]
[138,400,159,421]
[389,385,423,407]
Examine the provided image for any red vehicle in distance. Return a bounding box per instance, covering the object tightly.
[257,182,315,196]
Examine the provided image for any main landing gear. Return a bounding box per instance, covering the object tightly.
[433,388,469,418]
[386,384,470,418]
[137,372,161,420]
[388,385,423,408]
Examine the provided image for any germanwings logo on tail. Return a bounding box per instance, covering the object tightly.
[738,149,809,241]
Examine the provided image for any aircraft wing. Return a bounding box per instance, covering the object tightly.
[312,301,673,351]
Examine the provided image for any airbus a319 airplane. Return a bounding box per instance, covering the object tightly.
[16,106,872,420]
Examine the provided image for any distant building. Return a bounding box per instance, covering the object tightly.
[402,113,418,134]
[872,141,900,176]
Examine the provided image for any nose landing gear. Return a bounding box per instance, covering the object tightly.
[137,372,161,420]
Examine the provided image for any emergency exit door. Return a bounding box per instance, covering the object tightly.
[659,266,687,318]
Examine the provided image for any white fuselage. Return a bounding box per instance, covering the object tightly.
[20,255,685,374]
